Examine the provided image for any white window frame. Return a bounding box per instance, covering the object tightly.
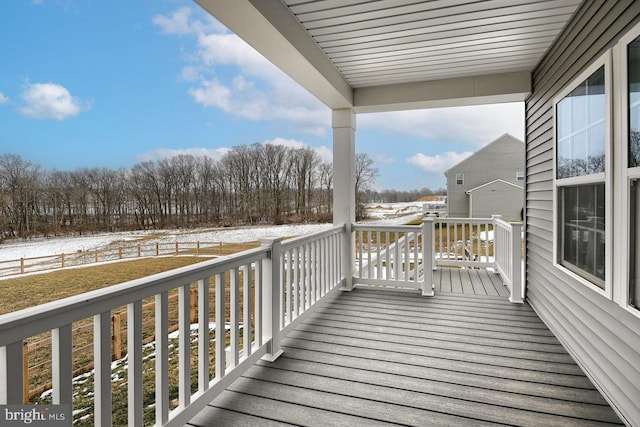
[614,21,640,317]
[516,171,525,181]
[456,173,464,185]
[552,51,613,298]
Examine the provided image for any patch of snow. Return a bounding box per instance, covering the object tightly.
[0,224,334,263]
[0,203,426,266]
[479,230,494,241]
[166,321,242,340]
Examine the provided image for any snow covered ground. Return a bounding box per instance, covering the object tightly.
[0,205,422,263]
[364,201,424,220]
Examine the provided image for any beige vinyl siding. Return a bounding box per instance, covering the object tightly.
[525,0,640,424]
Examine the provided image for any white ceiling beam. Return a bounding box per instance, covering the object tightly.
[353,71,531,113]
[195,0,354,110]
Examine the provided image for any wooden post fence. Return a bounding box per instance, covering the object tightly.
[5,241,226,277]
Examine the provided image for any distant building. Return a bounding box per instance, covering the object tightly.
[421,197,447,216]
[444,133,524,220]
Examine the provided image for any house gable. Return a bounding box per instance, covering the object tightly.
[445,133,524,175]
[465,179,523,194]
[466,180,524,220]
[445,134,525,218]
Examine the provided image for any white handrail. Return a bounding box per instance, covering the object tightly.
[353,219,434,296]
[433,217,494,269]
[0,224,346,426]
[0,218,525,426]
[493,216,524,304]
[354,217,523,303]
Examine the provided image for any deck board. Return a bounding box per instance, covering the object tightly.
[488,270,512,297]
[189,288,623,427]
[468,269,489,294]
[450,268,464,293]
[459,268,475,294]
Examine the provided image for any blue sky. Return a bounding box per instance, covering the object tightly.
[0,0,524,191]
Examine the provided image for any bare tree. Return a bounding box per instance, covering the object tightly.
[262,144,290,223]
[0,144,389,237]
[290,147,319,217]
[0,154,41,238]
[318,162,333,214]
[355,153,379,219]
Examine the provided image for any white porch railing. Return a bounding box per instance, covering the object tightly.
[492,215,524,304]
[433,217,495,269]
[0,224,346,427]
[354,217,523,302]
[353,219,435,296]
[0,217,524,426]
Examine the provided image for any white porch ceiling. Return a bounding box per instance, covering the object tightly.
[195,0,581,112]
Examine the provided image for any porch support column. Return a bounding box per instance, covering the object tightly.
[332,108,356,291]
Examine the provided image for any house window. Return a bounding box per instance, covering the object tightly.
[627,34,640,309]
[456,173,464,185]
[554,56,609,291]
[556,66,606,179]
[516,171,525,181]
[559,183,605,286]
[629,36,640,168]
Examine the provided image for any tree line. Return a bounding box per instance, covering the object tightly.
[0,145,384,241]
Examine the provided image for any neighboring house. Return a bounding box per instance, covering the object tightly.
[444,134,524,219]
[466,179,523,219]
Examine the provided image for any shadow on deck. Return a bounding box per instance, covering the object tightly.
[188,286,622,426]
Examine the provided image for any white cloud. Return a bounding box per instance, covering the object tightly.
[374,154,396,164]
[135,147,230,163]
[152,7,225,36]
[407,151,473,175]
[359,103,525,145]
[314,146,333,163]
[18,82,90,120]
[0,92,8,104]
[264,137,306,150]
[264,138,332,163]
[180,66,203,82]
[154,7,330,136]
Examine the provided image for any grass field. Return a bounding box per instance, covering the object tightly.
[0,240,261,315]
[0,257,212,315]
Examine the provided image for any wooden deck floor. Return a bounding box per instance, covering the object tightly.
[433,267,511,297]
[188,287,622,426]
